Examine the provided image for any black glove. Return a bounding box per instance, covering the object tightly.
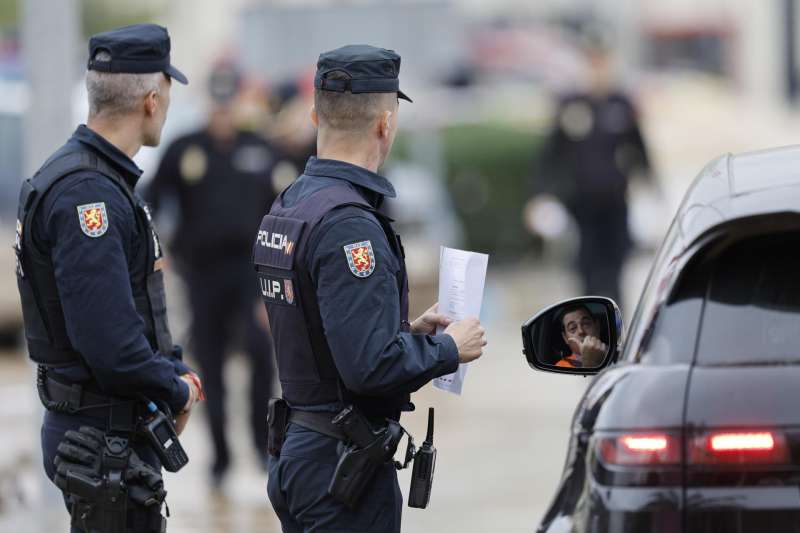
[125,450,167,507]
[53,426,106,495]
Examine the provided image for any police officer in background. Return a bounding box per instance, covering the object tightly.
[257,45,487,532]
[536,32,653,304]
[14,24,202,531]
[146,63,278,486]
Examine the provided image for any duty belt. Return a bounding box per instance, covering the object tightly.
[37,366,140,432]
[288,410,347,441]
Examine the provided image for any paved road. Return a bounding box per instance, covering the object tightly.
[0,255,651,533]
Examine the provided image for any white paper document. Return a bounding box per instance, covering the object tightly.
[432,246,489,395]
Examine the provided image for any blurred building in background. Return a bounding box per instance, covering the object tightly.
[4,0,800,260]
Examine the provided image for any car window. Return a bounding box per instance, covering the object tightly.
[696,232,800,365]
[633,256,707,365]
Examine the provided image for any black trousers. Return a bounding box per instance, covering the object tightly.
[267,424,402,533]
[575,205,630,305]
[184,257,275,471]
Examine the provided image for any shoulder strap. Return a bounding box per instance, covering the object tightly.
[302,185,377,258]
[21,149,135,229]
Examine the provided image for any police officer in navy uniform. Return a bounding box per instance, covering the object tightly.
[146,63,278,485]
[14,24,202,532]
[256,45,487,533]
[536,33,653,304]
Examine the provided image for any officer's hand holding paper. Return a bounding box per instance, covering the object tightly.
[434,246,489,394]
[410,303,485,362]
[410,302,453,334]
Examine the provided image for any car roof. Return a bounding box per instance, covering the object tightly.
[676,145,800,250]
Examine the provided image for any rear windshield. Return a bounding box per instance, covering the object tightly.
[696,232,800,365]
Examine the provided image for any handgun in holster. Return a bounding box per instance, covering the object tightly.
[327,405,404,508]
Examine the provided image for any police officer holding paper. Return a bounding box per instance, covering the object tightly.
[14,24,202,532]
[256,45,487,532]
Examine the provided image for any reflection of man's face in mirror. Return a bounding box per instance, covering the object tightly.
[557,306,608,368]
[561,308,599,345]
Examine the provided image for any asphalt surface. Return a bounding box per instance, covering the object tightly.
[0,255,651,533]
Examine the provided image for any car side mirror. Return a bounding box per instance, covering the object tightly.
[521,296,623,375]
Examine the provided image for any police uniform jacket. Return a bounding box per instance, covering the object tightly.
[539,91,651,211]
[255,157,459,419]
[16,125,190,413]
[146,129,278,265]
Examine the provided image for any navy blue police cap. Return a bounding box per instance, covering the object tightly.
[315,44,412,102]
[87,23,188,85]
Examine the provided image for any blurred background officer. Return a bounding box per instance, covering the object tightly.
[535,31,654,304]
[264,76,318,176]
[146,62,278,487]
[14,24,202,532]
[258,45,487,533]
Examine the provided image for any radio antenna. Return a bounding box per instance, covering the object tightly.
[425,407,434,444]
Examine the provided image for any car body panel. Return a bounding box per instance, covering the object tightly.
[593,364,689,431]
[684,487,800,533]
[676,147,800,250]
[537,364,690,532]
[685,366,800,428]
[685,487,800,511]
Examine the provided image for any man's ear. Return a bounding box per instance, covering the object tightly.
[310,105,319,127]
[378,110,393,138]
[144,90,158,117]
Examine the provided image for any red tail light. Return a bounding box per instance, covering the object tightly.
[623,435,668,452]
[597,433,681,466]
[711,432,774,451]
[690,431,789,465]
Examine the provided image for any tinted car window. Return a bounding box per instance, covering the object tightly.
[697,232,800,365]
[633,257,707,365]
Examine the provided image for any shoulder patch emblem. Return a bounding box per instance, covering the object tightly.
[344,241,376,278]
[77,202,109,238]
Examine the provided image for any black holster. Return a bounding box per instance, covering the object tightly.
[269,401,405,508]
[327,406,404,508]
[58,429,168,533]
[328,433,398,508]
[68,436,130,533]
[267,398,289,457]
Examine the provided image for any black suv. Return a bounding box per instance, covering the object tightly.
[522,146,800,533]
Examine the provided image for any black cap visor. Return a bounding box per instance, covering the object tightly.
[165,64,188,85]
[398,89,412,103]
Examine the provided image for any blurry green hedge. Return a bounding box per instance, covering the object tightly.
[0,2,17,30]
[394,123,545,261]
[81,0,162,39]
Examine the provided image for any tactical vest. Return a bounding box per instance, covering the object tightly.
[253,180,410,417]
[14,146,174,368]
